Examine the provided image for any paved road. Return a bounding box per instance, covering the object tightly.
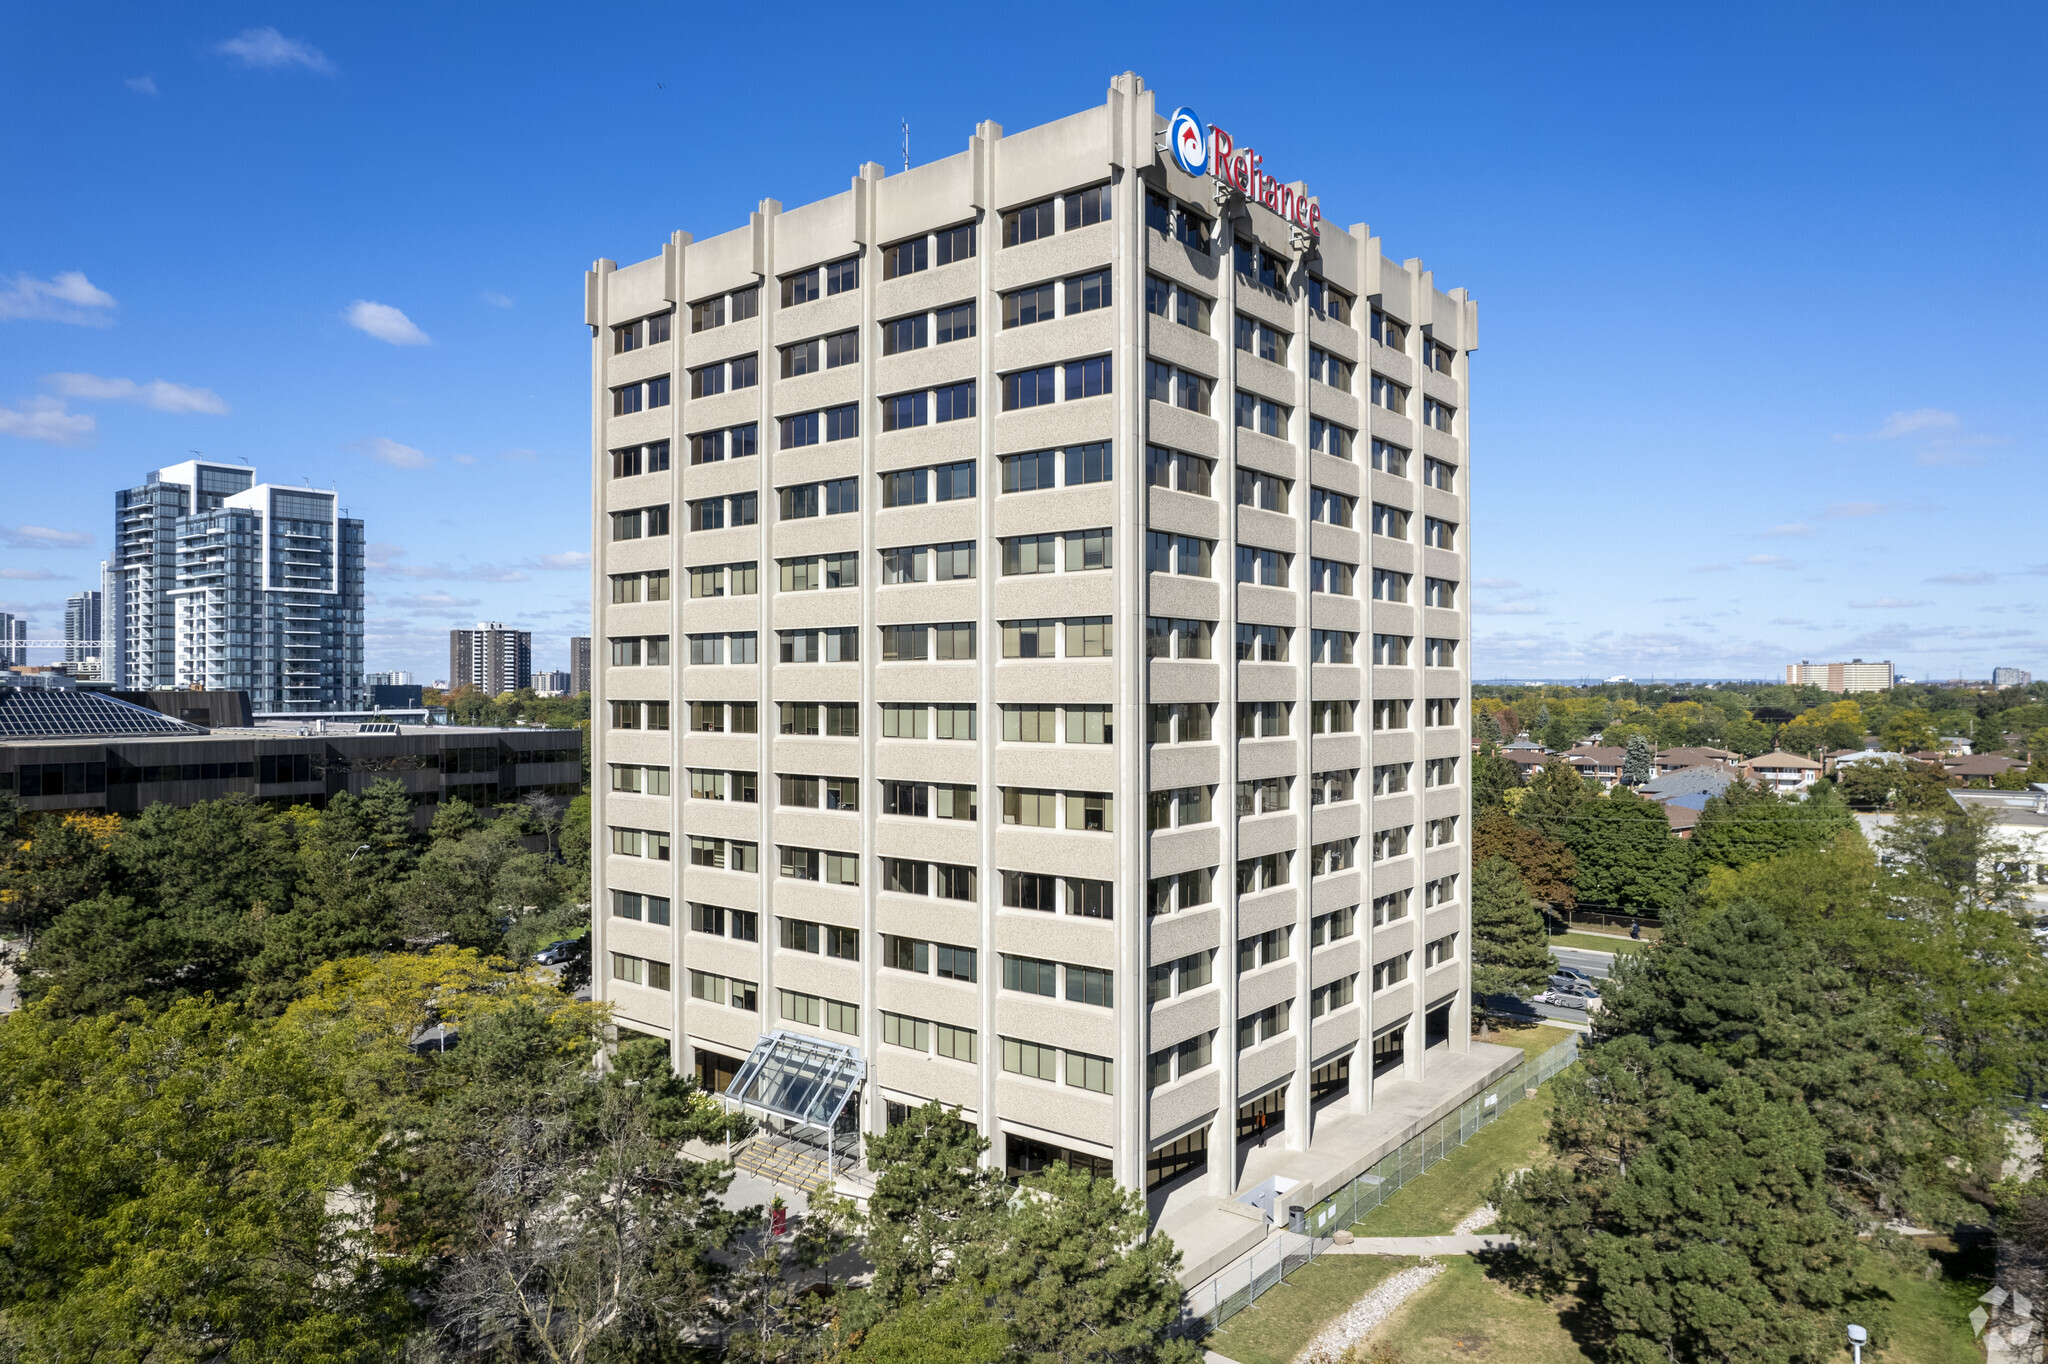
[1552,944,1616,982]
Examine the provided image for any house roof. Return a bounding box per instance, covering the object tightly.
[1944,754,2024,776]
[1664,803,1703,832]
[1656,746,1741,766]
[1503,749,1552,767]
[1745,750,1823,771]
[0,688,208,739]
[1638,764,1741,801]
[1565,746,1627,765]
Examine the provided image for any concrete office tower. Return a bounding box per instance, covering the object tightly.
[113,461,365,711]
[64,590,103,679]
[450,622,533,695]
[1992,667,2032,689]
[569,636,592,696]
[585,74,1477,1246]
[0,612,23,667]
[1786,658,1894,693]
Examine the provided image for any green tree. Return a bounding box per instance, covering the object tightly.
[1517,758,1594,840]
[1721,714,1774,758]
[1567,788,1688,911]
[857,1102,1012,1308]
[1689,780,1856,875]
[1474,710,1504,746]
[1472,747,1525,816]
[1620,733,1653,785]
[982,1160,1201,1364]
[1880,707,1939,754]
[1473,809,1577,907]
[1833,758,1950,812]
[1470,855,1555,1003]
[0,809,120,949]
[0,996,412,1361]
[850,1285,1010,1363]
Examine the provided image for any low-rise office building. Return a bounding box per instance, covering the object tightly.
[586,73,1494,1273]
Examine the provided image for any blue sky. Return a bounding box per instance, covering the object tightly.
[3,3,2043,684]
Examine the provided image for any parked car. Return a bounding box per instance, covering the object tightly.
[535,939,580,966]
[1535,985,1602,1011]
[1548,967,1595,991]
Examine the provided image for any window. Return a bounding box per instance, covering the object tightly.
[1065,1049,1113,1095]
[1423,457,1458,492]
[1370,373,1408,414]
[1371,439,1410,477]
[1066,441,1111,486]
[1236,700,1290,739]
[1370,307,1409,350]
[1310,629,1356,664]
[1373,889,1411,927]
[1146,445,1211,495]
[729,285,758,321]
[1235,315,1289,365]
[935,1024,977,1063]
[1425,637,1459,668]
[1372,699,1410,731]
[881,390,927,431]
[611,506,670,540]
[1235,777,1290,817]
[1144,615,1214,659]
[1146,784,1213,829]
[1371,633,1411,667]
[1371,503,1410,540]
[1234,392,1288,438]
[1233,239,1288,292]
[936,222,975,264]
[1310,699,1356,734]
[1310,769,1356,806]
[1145,189,1212,252]
[1065,268,1110,315]
[1237,469,1289,512]
[1311,904,1358,946]
[1372,762,1412,796]
[690,295,725,332]
[1423,397,1456,433]
[934,380,975,423]
[884,236,928,279]
[1371,826,1411,862]
[1001,704,1056,742]
[935,300,975,344]
[1423,874,1459,908]
[1066,355,1110,399]
[611,890,672,925]
[1235,623,1289,663]
[1003,366,1055,410]
[1372,953,1411,992]
[611,953,670,991]
[778,989,820,1026]
[1002,197,1055,246]
[609,441,670,477]
[883,313,928,355]
[824,256,858,295]
[1147,703,1212,746]
[1064,183,1111,228]
[883,1012,930,1052]
[1144,360,1211,414]
[1310,487,1355,526]
[1423,516,1458,550]
[1236,852,1289,894]
[1001,870,1057,911]
[1308,278,1352,321]
[779,478,857,520]
[1002,1037,1059,1082]
[1003,281,1054,330]
[1310,975,1356,1019]
[1236,1002,1291,1051]
[609,827,670,860]
[1311,558,1356,595]
[1144,531,1213,577]
[1424,698,1459,729]
[1000,619,1054,659]
[827,999,858,1033]
[777,626,859,663]
[1426,933,1459,969]
[1426,815,1459,849]
[1235,547,1289,588]
[1308,418,1354,460]
[1426,756,1460,788]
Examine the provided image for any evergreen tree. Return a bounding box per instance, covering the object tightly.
[1517,758,1594,840]
[1621,732,1653,785]
[857,1101,1012,1308]
[0,809,121,949]
[1566,788,1688,911]
[1474,710,1504,746]
[1470,855,1555,1002]
[1691,781,1856,875]
[1472,747,1526,816]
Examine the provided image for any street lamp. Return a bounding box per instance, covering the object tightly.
[1847,1324,1867,1364]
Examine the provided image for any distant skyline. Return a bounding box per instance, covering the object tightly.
[3,3,2043,682]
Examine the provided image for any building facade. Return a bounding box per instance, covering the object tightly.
[534,669,573,697]
[587,76,1477,1225]
[0,612,23,668]
[64,590,103,678]
[111,461,365,711]
[1786,658,1894,693]
[450,622,533,696]
[569,636,592,696]
[1993,667,2033,689]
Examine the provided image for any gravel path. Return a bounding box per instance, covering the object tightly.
[1451,1205,1496,1235]
[1293,1261,1447,1364]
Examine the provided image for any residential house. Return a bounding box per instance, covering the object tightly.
[1650,746,1741,777]
[1742,750,1822,793]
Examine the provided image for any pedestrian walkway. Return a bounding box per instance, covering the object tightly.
[1324,1232,1518,1255]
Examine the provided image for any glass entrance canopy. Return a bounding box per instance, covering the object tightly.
[722,1029,865,1136]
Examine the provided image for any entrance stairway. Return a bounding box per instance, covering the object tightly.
[733,1131,836,1195]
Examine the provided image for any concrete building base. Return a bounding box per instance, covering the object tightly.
[1162,1040,1523,1286]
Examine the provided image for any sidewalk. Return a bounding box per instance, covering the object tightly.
[1326,1232,1517,1255]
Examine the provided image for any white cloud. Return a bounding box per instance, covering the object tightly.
[1928,572,1995,586]
[45,372,228,414]
[481,290,515,308]
[350,436,431,470]
[0,271,117,324]
[499,447,539,463]
[382,591,483,612]
[365,542,526,582]
[126,75,158,95]
[1743,555,1795,568]
[1916,447,1990,468]
[215,27,334,74]
[1834,408,1960,441]
[0,398,93,445]
[1690,563,1732,573]
[1,524,94,549]
[528,552,591,571]
[0,568,62,580]
[451,453,478,466]
[1849,598,1929,609]
[345,300,430,346]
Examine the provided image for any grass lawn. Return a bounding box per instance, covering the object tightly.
[1351,1088,1554,1236]
[1378,1256,1597,1364]
[1863,1238,1990,1364]
[1206,1254,1420,1364]
[1549,931,1647,955]
[1474,1021,1574,1063]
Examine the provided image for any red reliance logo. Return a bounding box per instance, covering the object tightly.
[1206,124,1320,239]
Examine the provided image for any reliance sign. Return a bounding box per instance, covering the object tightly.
[1166,105,1321,239]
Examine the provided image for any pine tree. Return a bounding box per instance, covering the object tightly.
[1691,780,1856,875]
[1475,710,1504,747]
[1473,748,1526,816]
[1471,855,1554,1003]
[857,1101,1011,1307]
[1621,732,1653,785]
[1517,758,1594,840]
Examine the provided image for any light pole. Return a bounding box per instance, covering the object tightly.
[1847,1324,1867,1364]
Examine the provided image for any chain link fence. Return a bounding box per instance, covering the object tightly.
[1186,1033,1580,1327]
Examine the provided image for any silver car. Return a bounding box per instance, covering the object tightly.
[1536,985,1602,1011]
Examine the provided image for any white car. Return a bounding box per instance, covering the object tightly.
[1535,985,1602,1012]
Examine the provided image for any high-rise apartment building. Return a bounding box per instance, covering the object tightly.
[1786,658,1894,693]
[1992,667,2033,689]
[449,623,533,695]
[569,636,592,696]
[64,590,103,679]
[586,76,1478,1246]
[0,612,24,668]
[110,461,364,710]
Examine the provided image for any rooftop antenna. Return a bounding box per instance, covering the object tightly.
[902,118,909,172]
